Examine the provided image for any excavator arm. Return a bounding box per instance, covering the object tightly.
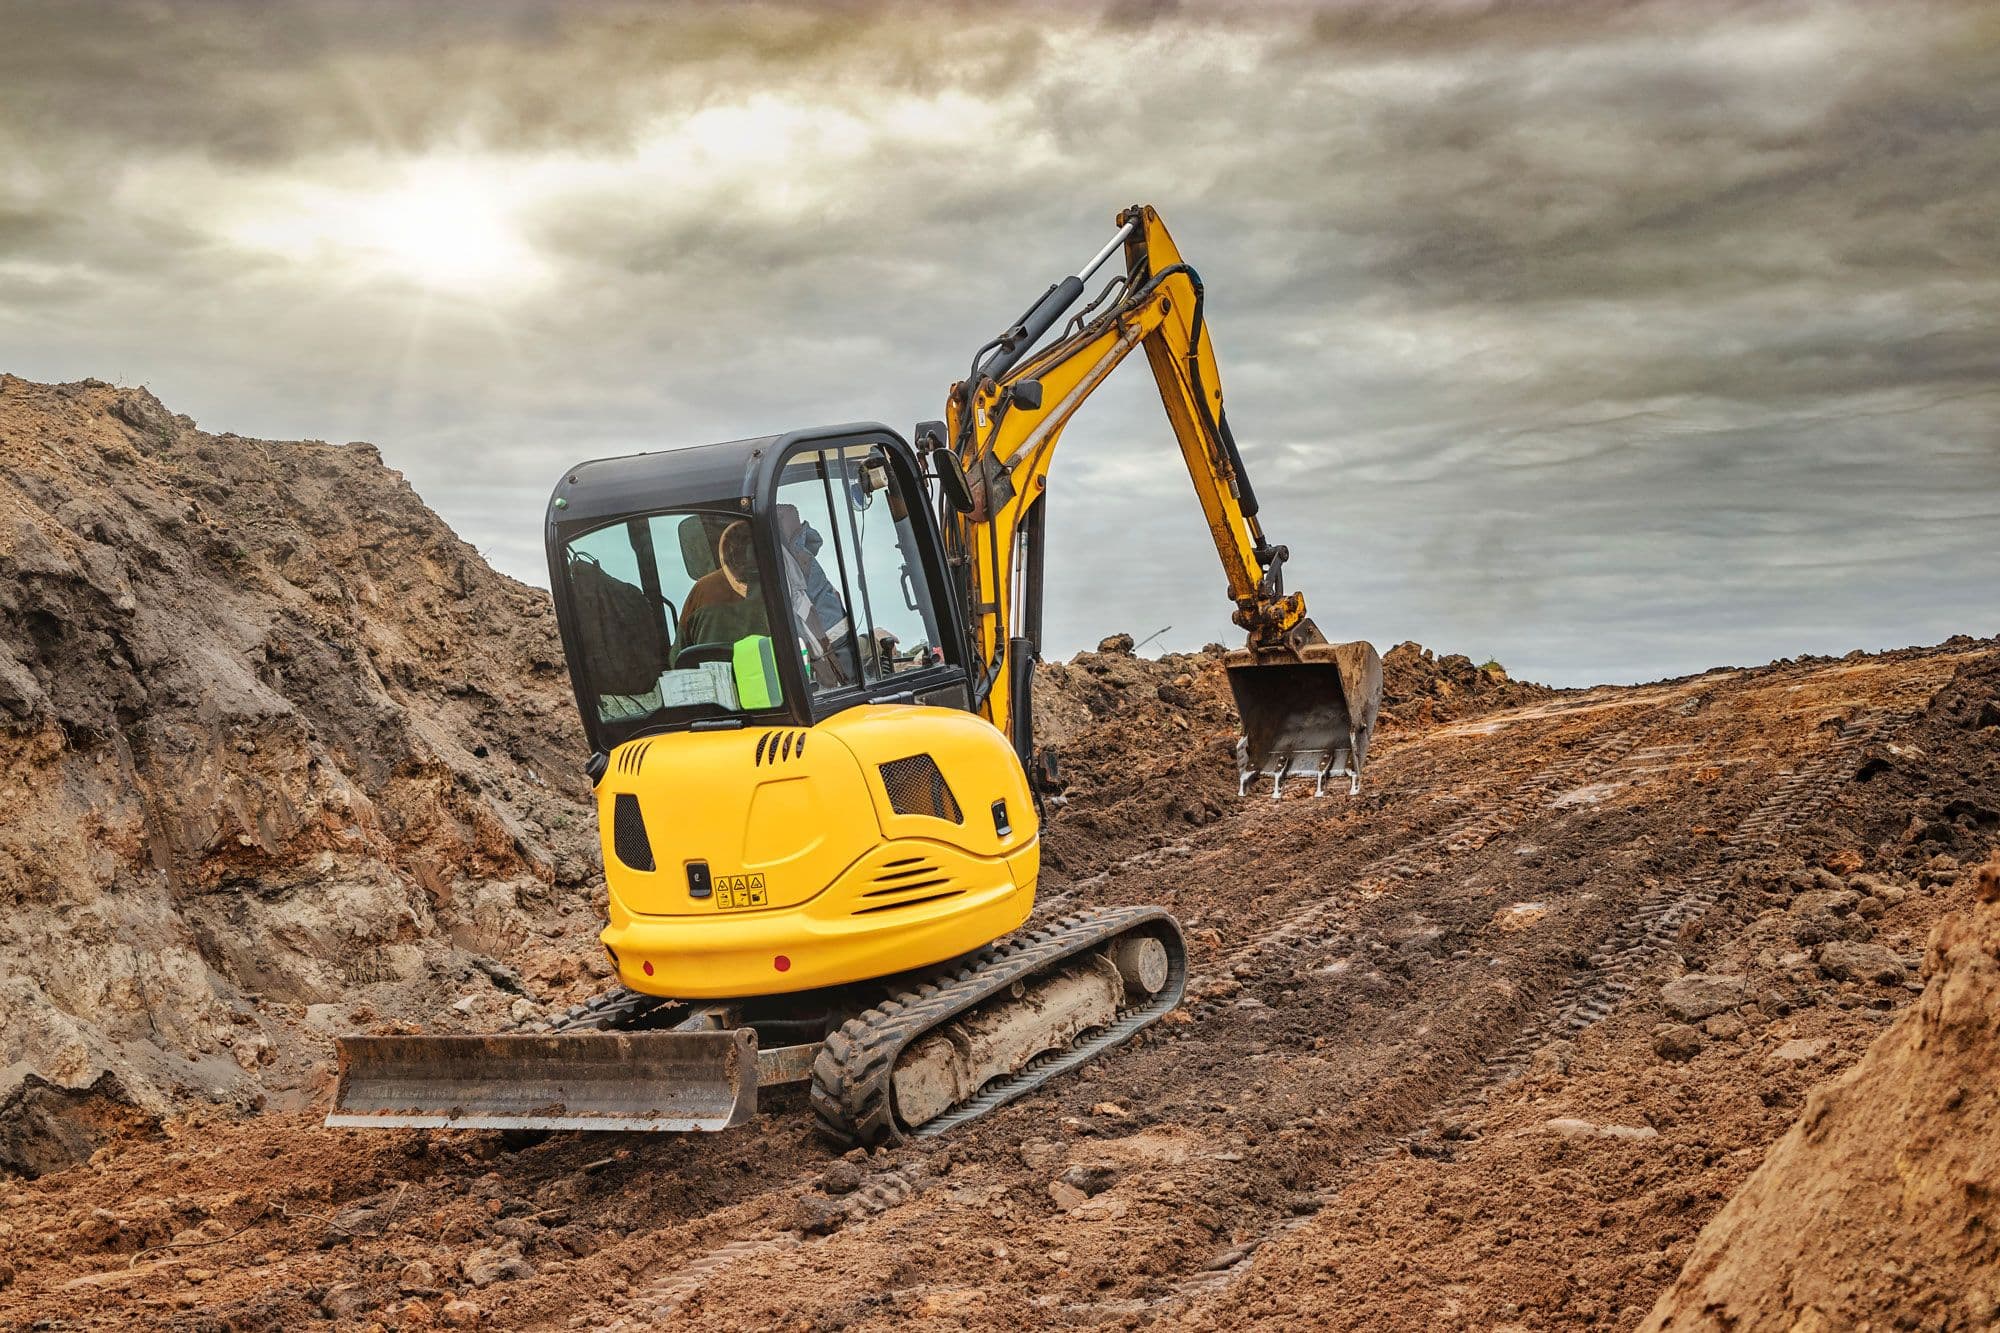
[934,205,1381,796]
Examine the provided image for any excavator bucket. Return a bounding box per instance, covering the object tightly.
[327,1029,758,1133]
[1226,637,1383,797]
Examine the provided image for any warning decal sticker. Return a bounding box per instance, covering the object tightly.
[713,873,769,911]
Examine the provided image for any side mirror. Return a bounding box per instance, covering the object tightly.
[932,447,975,516]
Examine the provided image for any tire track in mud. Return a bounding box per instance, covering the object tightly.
[595,1167,927,1328]
[569,658,1962,1329]
[1149,674,1954,1319]
[578,691,1698,1326]
[1208,705,1685,985]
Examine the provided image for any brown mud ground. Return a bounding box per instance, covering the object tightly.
[3,638,1996,1331]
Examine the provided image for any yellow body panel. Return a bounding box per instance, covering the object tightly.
[597,704,1038,998]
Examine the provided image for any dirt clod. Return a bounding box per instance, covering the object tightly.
[440,1297,483,1327]
[1659,973,1752,1022]
[1815,940,1908,984]
[1652,1024,1706,1061]
[818,1158,866,1196]
[460,1245,533,1288]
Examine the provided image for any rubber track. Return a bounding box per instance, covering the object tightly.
[809,906,1186,1147]
[519,986,674,1034]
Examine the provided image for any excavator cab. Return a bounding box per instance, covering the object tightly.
[537,425,1047,1009]
[546,425,974,764]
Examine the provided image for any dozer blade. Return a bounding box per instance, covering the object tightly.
[1225,636,1383,797]
[327,1029,757,1133]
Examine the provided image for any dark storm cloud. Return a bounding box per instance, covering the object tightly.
[0,0,1995,684]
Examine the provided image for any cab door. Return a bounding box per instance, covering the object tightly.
[764,434,970,719]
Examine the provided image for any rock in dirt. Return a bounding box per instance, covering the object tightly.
[1701,1013,1748,1041]
[818,1157,866,1196]
[1766,1037,1829,1064]
[1048,1180,1089,1211]
[321,1282,375,1319]
[1058,1163,1118,1197]
[1072,1195,1129,1221]
[1543,1118,1660,1142]
[1659,973,1752,1022]
[441,1298,483,1327]
[1096,632,1136,654]
[74,1207,124,1247]
[1815,941,1908,985]
[793,1193,847,1236]
[1644,856,2000,1330]
[326,1197,395,1239]
[398,1259,437,1292]
[1652,1024,1705,1061]
[1017,1138,1063,1172]
[460,1245,534,1287]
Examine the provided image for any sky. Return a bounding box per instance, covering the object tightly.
[1,0,1995,686]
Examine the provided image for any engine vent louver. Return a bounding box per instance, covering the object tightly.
[612,793,655,872]
[878,754,963,824]
[755,730,808,766]
[616,740,654,775]
[856,859,963,914]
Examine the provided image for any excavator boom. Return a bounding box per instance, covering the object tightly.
[935,204,1380,796]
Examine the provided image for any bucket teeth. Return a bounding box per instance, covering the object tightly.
[1226,636,1383,798]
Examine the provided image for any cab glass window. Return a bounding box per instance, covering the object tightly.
[560,508,784,728]
[774,444,944,697]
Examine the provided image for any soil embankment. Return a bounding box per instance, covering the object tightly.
[0,375,605,1173]
[1642,851,2000,1331]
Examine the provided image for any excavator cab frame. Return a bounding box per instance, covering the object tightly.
[545,425,977,769]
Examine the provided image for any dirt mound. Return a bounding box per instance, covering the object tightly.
[1032,642,1241,880]
[1380,640,1556,725]
[1642,850,2000,1331]
[1033,636,1549,880]
[0,375,602,1171]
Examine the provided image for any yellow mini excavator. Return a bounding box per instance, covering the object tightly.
[330,205,1381,1145]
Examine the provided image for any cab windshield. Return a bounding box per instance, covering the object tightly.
[561,508,785,729]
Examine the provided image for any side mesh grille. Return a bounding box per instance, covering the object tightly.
[612,793,655,871]
[878,755,963,824]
